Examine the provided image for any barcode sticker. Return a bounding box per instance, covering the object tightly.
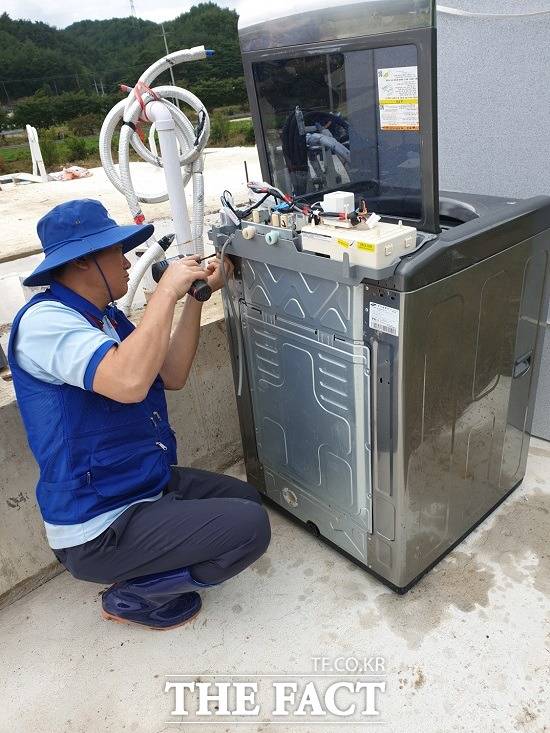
[369,302,400,337]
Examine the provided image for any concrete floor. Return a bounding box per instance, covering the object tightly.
[1,450,549,733]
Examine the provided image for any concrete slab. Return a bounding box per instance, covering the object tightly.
[1,442,549,732]
[0,147,261,263]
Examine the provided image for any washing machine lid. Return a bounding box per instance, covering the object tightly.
[239,0,439,233]
[238,0,435,53]
[387,194,550,291]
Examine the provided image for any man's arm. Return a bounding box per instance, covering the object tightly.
[159,255,233,390]
[92,257,206,403]
[159,296,203,390]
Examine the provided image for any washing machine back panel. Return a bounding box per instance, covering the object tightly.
[241,259,365,341]
[242,304,372,535]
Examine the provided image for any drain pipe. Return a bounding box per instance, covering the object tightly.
[146,101,192,256]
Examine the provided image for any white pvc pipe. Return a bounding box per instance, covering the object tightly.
[148,121,184,160]
[99,54,210,210]
[146,100,192,256]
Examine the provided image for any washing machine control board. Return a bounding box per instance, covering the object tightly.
[300,220,418,269]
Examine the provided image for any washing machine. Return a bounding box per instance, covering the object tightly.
[210,0,550,591]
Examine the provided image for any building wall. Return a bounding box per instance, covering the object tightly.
[437,1,550,199]
[437,1,550,440]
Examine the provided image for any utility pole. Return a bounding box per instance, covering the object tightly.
[160,24,180,108]
[1,81,10,105]
[129,0,137,23]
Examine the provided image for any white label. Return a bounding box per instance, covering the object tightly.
[301,231,332,242]
[369,302,400,337]
[377,66,419,131]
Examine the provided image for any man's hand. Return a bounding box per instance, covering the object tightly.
[204,255,234,293]
[157,257,208,301]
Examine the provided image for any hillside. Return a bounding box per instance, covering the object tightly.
[0,4,243,103]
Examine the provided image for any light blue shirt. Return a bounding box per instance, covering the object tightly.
[14,300,162,549]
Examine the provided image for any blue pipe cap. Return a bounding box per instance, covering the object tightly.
[206,49,215,57]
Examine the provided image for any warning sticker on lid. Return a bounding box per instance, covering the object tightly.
[369,302,400,337]
[377,66,419,131]
[356,241,376,252]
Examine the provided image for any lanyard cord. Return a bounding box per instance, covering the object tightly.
[92,257,116,312]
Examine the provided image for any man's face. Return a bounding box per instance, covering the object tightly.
[93,244,131,300]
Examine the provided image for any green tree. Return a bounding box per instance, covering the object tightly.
[209,112,230,145]
[13,90,123,128]
[39,129,59,167]
[68,113,103,136]
[64,135,87,161]
[0,108,9,131]
[1,7,248,113]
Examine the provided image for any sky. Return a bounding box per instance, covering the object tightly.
[0,0,248,28]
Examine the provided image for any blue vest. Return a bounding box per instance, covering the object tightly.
[8,282,177,525]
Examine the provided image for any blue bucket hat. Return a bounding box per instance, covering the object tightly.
[23,199,154,286]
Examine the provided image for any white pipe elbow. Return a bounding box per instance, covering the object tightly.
[146,101,175,130]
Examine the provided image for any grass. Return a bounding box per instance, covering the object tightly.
[0,117,255,175]
[0,134,122,174]
[209,116,255,146]
[212,105,250,118]
[0,145,33,163]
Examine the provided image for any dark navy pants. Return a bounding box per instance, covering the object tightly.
[53,467,271,586]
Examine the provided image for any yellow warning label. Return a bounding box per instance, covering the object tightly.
[381,124,419,131]
[379,97,418,105]
[337,238,352,249]
[356,241,376,252]
[377,66,419,132]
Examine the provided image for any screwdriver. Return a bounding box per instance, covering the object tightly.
[151,251,217,302]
